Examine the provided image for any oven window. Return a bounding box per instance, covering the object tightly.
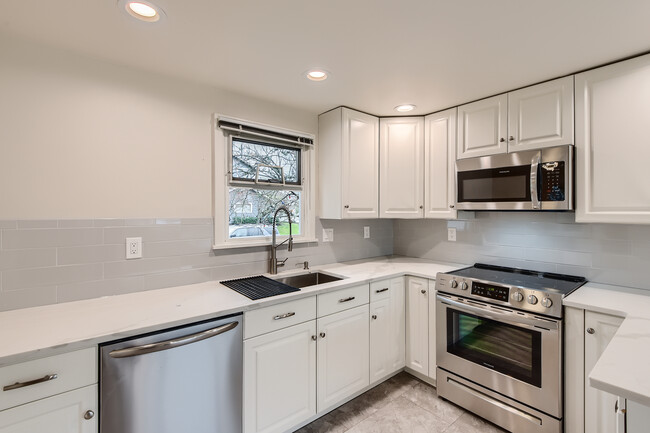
[447,309,542,387]
[457,165,531,202]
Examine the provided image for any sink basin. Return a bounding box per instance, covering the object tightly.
[273,272,343,289]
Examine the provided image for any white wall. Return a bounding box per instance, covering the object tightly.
[0,34,316,219]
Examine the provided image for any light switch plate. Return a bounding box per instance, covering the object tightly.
[364,226,370,239]
[447,228,457,242]
[322,228,334,243]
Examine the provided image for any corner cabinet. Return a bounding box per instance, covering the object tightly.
[379,117,425,218]
[575,54,650,224]
[457,76,574,159]
[318,107,379,219]
[424,108,457,219]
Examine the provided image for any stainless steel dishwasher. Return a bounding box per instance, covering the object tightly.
[100,314,242,433]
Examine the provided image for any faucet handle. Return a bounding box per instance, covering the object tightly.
[277,258,288,267]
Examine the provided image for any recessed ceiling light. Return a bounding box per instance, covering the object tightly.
[395,104,416,112]
[306,70,328,81]
[118,0,165,23]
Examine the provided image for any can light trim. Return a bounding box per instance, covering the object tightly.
[118,0,166,23]
[306,69,328,81]
[395,104,416,112]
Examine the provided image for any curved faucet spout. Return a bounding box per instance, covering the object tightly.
[270,206,294,274]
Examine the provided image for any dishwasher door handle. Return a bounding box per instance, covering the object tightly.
[109,321,239,358]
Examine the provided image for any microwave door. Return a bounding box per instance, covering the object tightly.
[456,163,533,210]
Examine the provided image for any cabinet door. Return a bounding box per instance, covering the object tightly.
[627,400,650,433]
[0,385,97,433]
[406,277,428,376]
[424,108,457,219]
[575,54,650,224]
[427,280,437,381]
[317,305,369,412]
[388,277,406,373]
[243,321,316,433]
[585,311,624,433]
[369,298,391,384]
[507,76,574,152]
[379,117,425,218]
[341,108,380,218]
[457,94,507,159]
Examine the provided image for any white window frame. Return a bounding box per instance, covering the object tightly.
[212,114,317,249]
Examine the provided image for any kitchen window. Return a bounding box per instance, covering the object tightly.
[213,115,316,248]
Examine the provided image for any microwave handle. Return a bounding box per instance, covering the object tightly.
[530,152,541,210]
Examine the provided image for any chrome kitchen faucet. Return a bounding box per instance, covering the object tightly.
[269,206,294,274]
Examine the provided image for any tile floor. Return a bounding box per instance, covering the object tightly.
[295,372,508,433]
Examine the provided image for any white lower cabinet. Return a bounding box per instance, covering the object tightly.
[369,278,405,384]
[585,311,625,433]
[243,320,317,433]
[406,277,429,376]
[317,304,370,411]
[0,385,97,433]
[625,399,650,433]
[427,279,437,381]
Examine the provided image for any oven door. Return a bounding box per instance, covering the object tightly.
[436,294,562,418]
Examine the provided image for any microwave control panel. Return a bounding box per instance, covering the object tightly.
[540,161,565,201]
[471,282,510,302]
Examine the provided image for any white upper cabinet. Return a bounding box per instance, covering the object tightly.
[424,108,457,219]
[379,117,425,218]
[457,94,508,159]
[458,77,574,159]
[575,54,650,224]
[318,107,379,219]
[508,76,574,152]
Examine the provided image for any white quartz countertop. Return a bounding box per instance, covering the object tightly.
[0,256,462,367]
[564,282,650,407]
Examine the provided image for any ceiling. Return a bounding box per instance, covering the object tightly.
[2,1,650,116]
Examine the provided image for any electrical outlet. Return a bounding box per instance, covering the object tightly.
[447,228,457,242]
[322,228,334,243]
[364,226,370,239]
[126,237,142,259]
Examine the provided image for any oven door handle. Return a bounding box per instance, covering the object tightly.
[437,295,558,331]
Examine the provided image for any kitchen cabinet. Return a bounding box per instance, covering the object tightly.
[457,77,574,159]
[427,279,437,381]
[379,117,425,218]
[507,76,574,152]
[405,276,428,376]
[424,108,457,219]
[369,278,405,384]
[624,399,650,433]
[457,94,507,159]
[317,304,369,411]
[585,311,624,433]
[0,385,97,433]
[318,107,379,219]
[243,320,316,433]
[575,54,650,224]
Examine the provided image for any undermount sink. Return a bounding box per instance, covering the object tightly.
[273,272,343,289]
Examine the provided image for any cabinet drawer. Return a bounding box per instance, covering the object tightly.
[244,296,316,339]
[317,284,369,317]
[0,348,97,411]
[370,279,392,302]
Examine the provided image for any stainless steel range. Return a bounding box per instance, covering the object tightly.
[435,263,586,433]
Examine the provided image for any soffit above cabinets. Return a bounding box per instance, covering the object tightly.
[2,1,650,116]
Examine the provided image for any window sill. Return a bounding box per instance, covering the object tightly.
[212,237,319,250]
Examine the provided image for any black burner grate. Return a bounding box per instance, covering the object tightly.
[220,275,300,300]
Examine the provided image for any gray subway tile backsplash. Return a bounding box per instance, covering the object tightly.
[0,218,394,311]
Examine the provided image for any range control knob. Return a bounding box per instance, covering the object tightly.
[450,280,458,288]
[511,291,524,302]
[527,294,539,305]
[461,282,469,291]
[541,297,553,308]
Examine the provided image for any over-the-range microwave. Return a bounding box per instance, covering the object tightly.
[455,145,573,211]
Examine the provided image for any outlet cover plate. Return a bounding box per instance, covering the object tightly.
[322,228,334,243]
[126,237,143,259]
[364,226,370,239]
[447,228,457,242]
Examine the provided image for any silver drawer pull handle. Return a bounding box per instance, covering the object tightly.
[273,312,296,320]
[3,374,58,392]
[375,288,389,293]
[339,296,355,303]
